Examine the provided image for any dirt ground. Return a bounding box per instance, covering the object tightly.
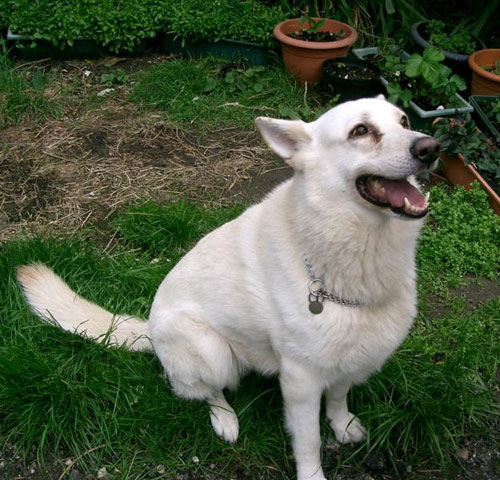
[1,53,499,480]
[0,53,293,243]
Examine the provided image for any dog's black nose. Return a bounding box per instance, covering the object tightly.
[410,137,440,165]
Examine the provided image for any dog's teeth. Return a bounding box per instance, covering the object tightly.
[404,197,411,210]
[424,192,430,203]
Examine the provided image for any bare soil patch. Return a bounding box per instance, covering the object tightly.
[0,101,290,243]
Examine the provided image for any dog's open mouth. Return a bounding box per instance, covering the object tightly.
[356,175,429,219]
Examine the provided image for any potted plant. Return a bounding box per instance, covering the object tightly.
[160,0,285,66]
[354,45,472,130]
[410,20,485,85]
[273,15,358,85]
[433,115,500,215]
[470,95,500,145]
[468,49,500,95]
[321,57,383,102]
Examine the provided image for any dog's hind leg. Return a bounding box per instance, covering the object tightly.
[326,380,366,444]
[150,312,241,443]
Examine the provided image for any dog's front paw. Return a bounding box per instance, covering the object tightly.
[330,412,366,444]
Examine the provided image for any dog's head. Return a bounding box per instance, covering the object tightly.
[255,96,439,220]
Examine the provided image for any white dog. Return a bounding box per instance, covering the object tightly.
[17,97,439,480]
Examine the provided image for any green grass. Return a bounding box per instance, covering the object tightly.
[1,187,499,478]
[130,58,338,130]
[0,44,61,128]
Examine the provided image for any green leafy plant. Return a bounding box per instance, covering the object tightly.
[0,0,12,31]
[299,15,325,33]
[418,184,500,292]
[288,14,345,42]
[483,60,500,76]
[8,0,165,53]
[487,99,500,126]
[381,47,466,109]
[426,20,477,55]
[164,0,285,47]
[100,69,128,87]
[433,114,500,181]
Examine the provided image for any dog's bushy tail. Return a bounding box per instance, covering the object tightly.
[17,263,153,352]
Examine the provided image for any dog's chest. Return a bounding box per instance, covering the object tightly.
[283,299,415,383]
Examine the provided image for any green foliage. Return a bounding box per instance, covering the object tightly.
[482,98,500,131]
[131,58,338,129]
[381,47,466,109]
[418,185,500,293]
[484,60,500,76]
[165,0,286,46]
[9,0,165,53]
[0,0,12,30]
[432,115,500,179]
[0,43,60,127]
[100,69,128,86]
[299,15,325,33]
[426,20,477,55]
[276,0,427,46]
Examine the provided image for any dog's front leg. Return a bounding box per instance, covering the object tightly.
[326,380,366,444]
[280,357,326,480]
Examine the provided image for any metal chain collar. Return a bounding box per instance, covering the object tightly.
[305,258,365,309]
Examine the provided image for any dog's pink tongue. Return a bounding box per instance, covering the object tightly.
[380,179,426,207]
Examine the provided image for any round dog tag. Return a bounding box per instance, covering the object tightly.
[308,293,324,314]
[309,301,324,314]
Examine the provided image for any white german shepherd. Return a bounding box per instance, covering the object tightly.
[18,97,439,480]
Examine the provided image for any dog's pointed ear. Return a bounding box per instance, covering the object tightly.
[255,117,311,166]
[376,94,386,100]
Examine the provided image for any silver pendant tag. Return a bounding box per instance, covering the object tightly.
[308,293,324,314]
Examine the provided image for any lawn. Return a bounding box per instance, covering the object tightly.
[1,44,500,480]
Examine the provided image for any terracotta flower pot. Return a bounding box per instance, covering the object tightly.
[273,18,358,85]
[441,152,500,215]
[468,49,500,95]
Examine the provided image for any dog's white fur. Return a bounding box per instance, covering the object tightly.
[18,98,433,480]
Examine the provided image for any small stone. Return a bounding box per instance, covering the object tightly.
[192,456,200,464]
[456,447,470,460]
[97,466,108,479]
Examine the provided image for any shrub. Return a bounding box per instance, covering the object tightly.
[164,0,286,46]
[418,185,500,293]
[9,0,165,53]
[0,0,12,31]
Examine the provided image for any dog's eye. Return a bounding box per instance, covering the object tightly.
[351,124,369,137]
[400,116,410,129]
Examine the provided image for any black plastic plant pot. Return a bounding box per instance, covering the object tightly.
[7,30,104,60]
[470,95,500,145]
[410,21,486,91]
[161,34,271,66]
[321,57,383,103]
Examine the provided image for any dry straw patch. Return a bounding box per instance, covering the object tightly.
[0,103,290,243]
